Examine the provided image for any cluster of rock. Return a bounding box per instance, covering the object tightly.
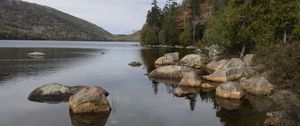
[144,45,196,49]
[149,46,300,125]
[28,83,111,114]
[149,45,275,100]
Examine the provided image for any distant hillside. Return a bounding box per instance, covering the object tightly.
[110,31,140,42]
[0,0,112,41]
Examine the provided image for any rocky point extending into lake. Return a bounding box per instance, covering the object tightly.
[148,44,300,126]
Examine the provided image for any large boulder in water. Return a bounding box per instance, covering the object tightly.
[203,58,245,82]
[240,76,274,95]
[203,68,243,82]
[149,65,194,79]
[179,72,202,87]
[69,86,111,113]
[206,58,244,72]
[180,54,208,69]
[28,83,109,102]
[216,81,245,99]
[154,52,179,66]
[206,59,228,72]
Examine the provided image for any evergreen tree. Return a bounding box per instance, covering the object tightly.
[160,0,180,45]
[140,0,162,45]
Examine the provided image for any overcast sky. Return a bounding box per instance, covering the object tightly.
[24,0,181,34]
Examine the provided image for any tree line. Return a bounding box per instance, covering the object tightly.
[140,0,204,46]
[141,0,300,88]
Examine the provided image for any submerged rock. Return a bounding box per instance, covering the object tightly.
[154,52,179,66]
[149,65,194,79]
[216,81,245,99]
[179,72,202,87]
[264,111,299,126]
[240,76,274,95]
[128,61,142,67]
[28,83,109,102]
[180,54,208,69]
[69,86,111,113]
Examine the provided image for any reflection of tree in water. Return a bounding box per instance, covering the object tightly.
[186,94,197,111]
[139,48,192,73]
[152,81,159,95]
[215,100,266,126]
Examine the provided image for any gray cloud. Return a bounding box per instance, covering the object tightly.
[24,0,181,34]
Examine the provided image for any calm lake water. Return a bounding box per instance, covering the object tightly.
[0,40,269,126]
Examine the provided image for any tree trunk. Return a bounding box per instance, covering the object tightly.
[193,21,196,45]
[240,41,246,58]
[209,6,212,17]
[283,29,287,43]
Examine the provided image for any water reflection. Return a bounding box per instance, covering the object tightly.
[140,47,271,126]
[69,110,110,126]
[0,48,101,82]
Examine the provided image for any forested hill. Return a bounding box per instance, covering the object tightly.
[0,0,113,41]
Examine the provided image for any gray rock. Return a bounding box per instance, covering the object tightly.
[201,83,216,89]
[264,111,299,126]
[185,46,196,49]
[27,52,46,56]
[203,67,243,82]
[28,83,108,102]
[69,86,111,113]
[180,54,208,69]
[149,65,194,79]
[206,59,228,72]
[128,61,142,67]
[179,72,202,87]
[155,52,179,66]
[216,81,245,99]
[240,76,274,95]
[205,44,221,61]
[243,54,255,66]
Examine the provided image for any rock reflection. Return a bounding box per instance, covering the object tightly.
[246,94,275,112]
[215,100,267,126]
[69,110,110,126]
[215,97,242,110]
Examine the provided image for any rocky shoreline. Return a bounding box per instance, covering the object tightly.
[148,45,300,126]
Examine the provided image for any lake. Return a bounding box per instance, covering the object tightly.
[0,40,269,126]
